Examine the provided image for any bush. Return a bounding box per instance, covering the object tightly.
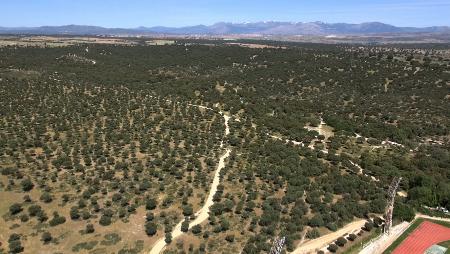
[8,233,20,242]
[99,215,112,226]
[100,233,121,246]
[85,224,95,234]
[182,205,193,216]
[199,243,206,252]
[191,224,202,235]
[336,237,347,246]
[70,207,80,220]
[220,219,230,231]
[8,234,23,253]
[23,195,31,203]
[145,198,157,210]
[225,234,235,242]
[28,205,41,216]
[49,213,66,226]
[326,222,337,231]
[41,232,52,243]
[364,221,374,231]
[146,212,154,221]
[62,194,70,203]
[72,241,98,252]
[373,217,384,227]
[118,208,126,218]
[40,192,53,203]
[20,178,34,191]
[328,244,338,253]
[8,240,24,253]
[306,228,320,239]
[181,220,189,232]
[164,233,172,243]
[103,209,114,217]
[348,234,357,241]
[1,167,17,176]
[20,214,29,222]
[9,203,23,215]
[81,210,91,220]
[37,210,48,222]
[145,222,157,236]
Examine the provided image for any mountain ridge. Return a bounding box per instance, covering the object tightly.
[1,21,449,36]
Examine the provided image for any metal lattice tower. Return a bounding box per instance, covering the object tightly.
[269,236,286,254]
[384,177,402,234]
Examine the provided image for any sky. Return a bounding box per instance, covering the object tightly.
[1,0,450,28]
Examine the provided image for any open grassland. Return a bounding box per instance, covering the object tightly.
[0,36,139,48]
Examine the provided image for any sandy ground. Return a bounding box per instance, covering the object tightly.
[304,118,334,140]
[149,110,231,254]
[290,219,366,254]
[304,118,334,153]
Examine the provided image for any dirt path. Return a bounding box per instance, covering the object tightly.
[354,133,407,150]
[415,213,450,222]
[190,148,231,224]
[290,219,366,254]
[349,160,379,182]
[149,110,231,254]
[268,134,304,146]
[269,117,332,154]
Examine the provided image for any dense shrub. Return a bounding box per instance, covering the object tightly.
[364,221,374,231]
[9,203,22,215]
[145,222,157,236]
[41,232,52,243]
[191,225,202,235]
[20,179,34,191]
[328,244,338,253]
[99,215,112,226]
[336,237,347,246]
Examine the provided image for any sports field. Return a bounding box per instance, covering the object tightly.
[386,219,450,254]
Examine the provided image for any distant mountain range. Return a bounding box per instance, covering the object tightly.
[1,22,449,36]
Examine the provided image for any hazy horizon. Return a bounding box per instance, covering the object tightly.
[2,20,450,29]
[1,0,450,28]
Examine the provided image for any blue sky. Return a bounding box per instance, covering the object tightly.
[1,0,449,28]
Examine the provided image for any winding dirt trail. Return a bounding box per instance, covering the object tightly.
[149,110,231,254]
[349,160,380,182]
[269,117,331,153]
[291,220,366,254]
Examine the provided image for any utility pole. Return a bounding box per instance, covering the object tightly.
[384,177,402,234]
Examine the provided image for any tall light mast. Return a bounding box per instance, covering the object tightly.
[269,236,286,254]
[384,177,402,234]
